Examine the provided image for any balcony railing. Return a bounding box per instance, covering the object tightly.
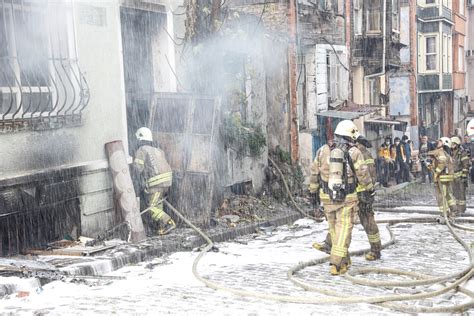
[417,73,453,91]
[442,73,452,90]
[417,5,452,21]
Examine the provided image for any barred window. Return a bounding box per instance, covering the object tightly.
[0,1,89,130]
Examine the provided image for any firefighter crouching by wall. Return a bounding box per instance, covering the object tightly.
[309,120,374,275]
[312,135,382,261]
[133,127,176,235]
[451,136,470,214]
[427,137,456,218]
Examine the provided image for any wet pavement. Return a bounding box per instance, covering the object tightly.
[0,206,473,315]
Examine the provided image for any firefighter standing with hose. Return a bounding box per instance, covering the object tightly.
[133,127,176,235]
[451,136,470,215]
[312,134,382,261]
[427,137,456,218]
[309,120,374,275]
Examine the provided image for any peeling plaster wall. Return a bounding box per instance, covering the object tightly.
[0,1,128,241]
[390,76,411,116]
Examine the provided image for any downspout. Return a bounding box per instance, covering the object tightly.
[346,0,353,101]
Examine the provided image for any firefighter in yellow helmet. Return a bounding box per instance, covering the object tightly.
[427,137,456,217]
[313,134,382,261]
[309,120,373,275]
[451,136,470,214]
[133,127,176,235]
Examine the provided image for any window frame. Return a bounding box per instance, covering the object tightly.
[458,45,465,72]
[368,77,381,106]
[422,34,439,73]
[353,0,363,35]
[366,0,383,34]
[392,0,400,32]
[459,0,465,16]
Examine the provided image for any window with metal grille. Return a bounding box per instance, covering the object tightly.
[0,0,89,130]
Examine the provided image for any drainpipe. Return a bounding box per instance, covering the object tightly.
[288,0,299,163]
[346,0,353,101]
[365,0,387,82]
[409,0,418,129]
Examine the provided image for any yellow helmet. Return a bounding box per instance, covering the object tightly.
[334,120,360,141]
[136,127,153,142]
[467,120,474,137]
[439,137,451,148]
[451,136,461,146]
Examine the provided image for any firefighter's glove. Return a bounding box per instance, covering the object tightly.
[358,189,375,204]
[310,192,320,209]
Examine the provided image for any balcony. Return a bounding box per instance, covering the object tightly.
[442,73,452,90]
[417,73,453,92]
[417,5,452,22]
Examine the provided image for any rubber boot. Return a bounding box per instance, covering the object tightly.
[312,242,330,254]
[158,218,176,235]
[329,264,348,276]
[365,251,381,261]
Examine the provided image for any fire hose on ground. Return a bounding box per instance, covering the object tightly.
[161,158,474,314]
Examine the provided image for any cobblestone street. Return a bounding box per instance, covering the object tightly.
[1,204,474,315]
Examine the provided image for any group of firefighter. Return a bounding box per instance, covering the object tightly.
[129,120,473,276]
[309,119,473,276]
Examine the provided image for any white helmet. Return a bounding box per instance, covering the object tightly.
[334,120,360,141]
[451,136,461,146]
[136,127,153,142]
[467,120,474,137]
[439,137,451,148]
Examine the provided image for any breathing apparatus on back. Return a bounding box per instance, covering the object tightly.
[327,120,359,202]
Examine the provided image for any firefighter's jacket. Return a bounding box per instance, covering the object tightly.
[309,143,373,203]
[378,146,391,161]
[452,147,470,179]
[134,145,173,192]
[357,143,376,186]
[428,147,454,183]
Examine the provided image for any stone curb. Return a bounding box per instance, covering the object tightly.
[61,211,303,276]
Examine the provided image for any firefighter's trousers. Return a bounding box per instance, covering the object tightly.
[434,181,456,216]
[147,190,173,227]
[358,201,382,253]
[323,201,381,254]
[324,200,357,267]
[452,178,467,213]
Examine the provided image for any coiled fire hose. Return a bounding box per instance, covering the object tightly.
[163,159,474,313]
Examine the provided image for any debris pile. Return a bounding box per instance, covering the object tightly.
[216,195,279,227]
[265,147,305,202]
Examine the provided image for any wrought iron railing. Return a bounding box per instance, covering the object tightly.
[0,0,89,133]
